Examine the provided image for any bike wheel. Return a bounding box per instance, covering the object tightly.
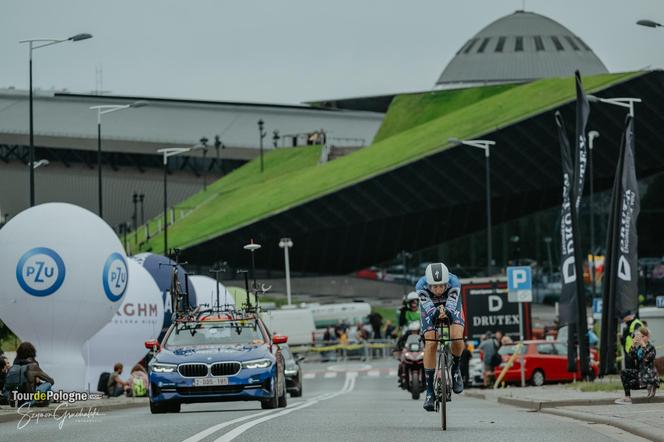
[439,353,447,430]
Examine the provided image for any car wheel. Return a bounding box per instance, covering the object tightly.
[278,374,288,408]
[531,369,545,387]
[149,400,167,414]
[290,372,303,398]
[261,376,279,409]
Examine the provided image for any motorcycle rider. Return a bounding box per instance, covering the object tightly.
[397,321,422,388]
[398,292,421,329]
[417,263,465,411]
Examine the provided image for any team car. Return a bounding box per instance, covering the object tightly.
[145,309,288,414]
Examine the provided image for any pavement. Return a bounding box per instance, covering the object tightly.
[0,359,655,441]
[465,382,664,442]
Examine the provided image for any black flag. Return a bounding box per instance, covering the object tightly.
[600,115,640,375]
[573,71,591,379]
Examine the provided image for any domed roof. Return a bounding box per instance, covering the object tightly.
[436,11,608,87]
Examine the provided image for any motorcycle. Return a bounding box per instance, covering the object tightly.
[398,336,425,400]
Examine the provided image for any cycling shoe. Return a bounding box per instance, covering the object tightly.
[452,365,464,394]
[423,392,435,412]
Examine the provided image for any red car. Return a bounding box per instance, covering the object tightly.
[493,340,599,386]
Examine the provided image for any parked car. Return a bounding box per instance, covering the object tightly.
[494,340,598,386]
[280,344,303,397]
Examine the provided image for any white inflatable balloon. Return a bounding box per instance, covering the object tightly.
[189,275,235,310]
[83,259,164,390]
[0,203,128,391]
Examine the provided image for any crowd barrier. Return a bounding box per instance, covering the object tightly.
[292,339,397,361]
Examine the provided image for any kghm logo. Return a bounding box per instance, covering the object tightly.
[103,252,128,302]
[16,247,66,297]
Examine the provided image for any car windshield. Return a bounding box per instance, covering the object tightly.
[498,345,527,355]
[165,320,265,348]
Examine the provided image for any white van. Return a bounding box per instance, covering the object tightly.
[261,307,316,346]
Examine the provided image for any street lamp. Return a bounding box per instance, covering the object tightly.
[273,130,280,148]
[637,19,662,28]
[32,159,49,169]
[139,193,145,224]
[199,137,209,191]
[89,101,147,218]
[588,131,600,300]
[587,95,641,117]
[243,240,262,291]
[279,238,294,305]
[257,119,266,173]
[20,33,92,207]
[157,144,205,255]
[449,137,496,276]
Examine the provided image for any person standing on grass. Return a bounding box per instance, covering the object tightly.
[615,327,659,404]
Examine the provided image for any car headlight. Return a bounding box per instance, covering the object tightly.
[242,359,272,369]
[284,369,298,376]
[150,362,177,373]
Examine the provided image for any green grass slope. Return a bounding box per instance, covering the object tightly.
[374,83,516,142]
[138,71,640,254]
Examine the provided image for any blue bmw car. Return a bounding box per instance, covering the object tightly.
[146,312,288,413]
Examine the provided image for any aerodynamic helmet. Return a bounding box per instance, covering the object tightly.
[425,263,448,286]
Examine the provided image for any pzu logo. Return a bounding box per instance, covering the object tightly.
[16,247,66,297]
[103,253,128,302]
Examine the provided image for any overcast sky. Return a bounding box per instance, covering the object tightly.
[2,0,662,104]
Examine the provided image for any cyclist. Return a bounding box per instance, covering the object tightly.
[417,263,464,411]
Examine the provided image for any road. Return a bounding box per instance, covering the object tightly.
[0,359,646,442]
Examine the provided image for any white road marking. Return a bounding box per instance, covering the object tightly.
[323,371,337,378]
[181,409,279,442]
[303,373,316,379]
[388,370,397,377]
[367,370,380,377]
[210,372,357,442]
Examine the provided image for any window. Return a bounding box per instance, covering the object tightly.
[477,37,490,53]
[554,343,567,355]
[515,36,524,52]
[534,36,544,51]
[550,36,564,51]
[495,36,506,52]
[576,37,591,51]
[498,345,527,355]
[463,39,478,54]
[565,36,580,50]
[536,343,556,355]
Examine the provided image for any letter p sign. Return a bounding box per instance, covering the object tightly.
[507,266,532,291]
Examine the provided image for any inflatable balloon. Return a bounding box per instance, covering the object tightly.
[0,203,128,391]
[133,253,196,334]
[189,275,235,310]
[83,259,164,390]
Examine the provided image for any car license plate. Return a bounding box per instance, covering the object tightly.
[193,377,229,387]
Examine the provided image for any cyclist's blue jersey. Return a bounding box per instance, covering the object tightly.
[416,274,464,330]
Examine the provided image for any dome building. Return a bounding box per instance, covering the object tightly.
[436,10,609,88]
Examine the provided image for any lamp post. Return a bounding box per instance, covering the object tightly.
[89,101,147,218]
[588,131,600,300]
[139,193,145,225]
[279,238,294,305]
[157,144,205,255]
[273,130,280,148]
[636,19,662,28]
[243,240,262,291]
[257,119,266,173]
[450,137,496,276]
[199,137,209,190]
[587,95,641,118]
[20,33,92,207]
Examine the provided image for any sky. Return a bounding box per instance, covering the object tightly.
[2,0,663,104]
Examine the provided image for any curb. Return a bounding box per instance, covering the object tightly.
[0,400,148,424]
[495,395,664,411]
[542,407,664,442]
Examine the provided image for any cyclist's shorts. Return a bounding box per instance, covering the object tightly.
[419,297,465,333]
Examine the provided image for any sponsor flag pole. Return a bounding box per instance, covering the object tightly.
[573,71,591,380]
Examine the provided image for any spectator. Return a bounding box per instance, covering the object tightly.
[107,363,130,397]
[495,331,504,347]
[5,342,54,406]
[615,327,659,404]
[384,320,396,339]
[478,332,500,387]
[621,312,644,369]
[0,353,9,404]
[128,364,148,397]
[368,312,383,340]
[323,327,335,343]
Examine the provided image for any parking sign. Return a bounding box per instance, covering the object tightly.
[507,266,532,302]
